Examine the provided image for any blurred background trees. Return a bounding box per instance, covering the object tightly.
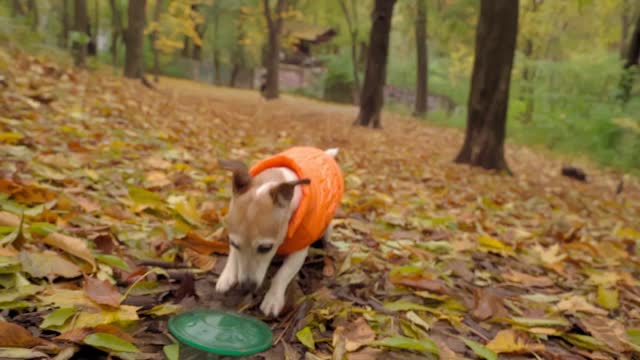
[1,0,639,171]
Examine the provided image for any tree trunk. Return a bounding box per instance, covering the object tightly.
[28,0,38,32]
[191,6,207,62]
[12,0,25,17]
[338,0,361,104]
[619,13,640,104]
[454,0,519,172]
[91,0,99,54]
[182,36,191,58]
[61,0,70,48]
[150,0,163,82]
[624,14,640,69]
[414,0,428,116]
[109,0,122,67]
[354,0,396,128]
[211,9,221,85]
[621,0,630,58]
[124,0,146,79]
[72,0,88,67]
[262,0,286,100]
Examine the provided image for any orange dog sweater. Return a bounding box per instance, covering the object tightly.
[249,147,344,255]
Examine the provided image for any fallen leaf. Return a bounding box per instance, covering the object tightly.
[296,326,315,351]
[0,347,48,359]
[144,171,171,189]
[462,338,497,360]
[19,250,82,280]
[163,344,179,360]
[486,329,545,354]
[174,231,228,255]
[472,288,506,321]
[0,322,44,347]
[174,198,202,225]
[83,332,139,353]
[502,270,554,287]
[41,307,78,329]
[393,276,448,294]
[83,276,121,308]
[596,285,619,310]
[335,317,375,352]
[371,335,439,355]
[580,316,631,352]
[43,233,95,270]
[555,295,608,315]
[183,248,216,271]
[478,234,513,254]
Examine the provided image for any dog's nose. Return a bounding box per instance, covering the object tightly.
[238,280,259,293]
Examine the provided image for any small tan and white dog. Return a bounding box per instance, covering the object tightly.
[217,147,344,316]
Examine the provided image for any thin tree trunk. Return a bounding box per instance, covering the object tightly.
[124,0,147,78]
[454,0,519,172]
[338,0,361,104]
[624,14,640,69]
[150,0,164,82]
[12,0,25,17]
[414,0,428,116]
[61,0,70,48]
[93,0,99,53]
[28,0,38,32]
[72,0,88,67]
[354,0,396,128]
[182,36,191,58]
[521,38,535,123]
[619,13,640,104]
[109,0,122,67]
[191,5,207,62]
[212,11,221,84]
[262,0,286,100]
[621,0,630,58]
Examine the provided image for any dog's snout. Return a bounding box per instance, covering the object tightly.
[238,280,259,292]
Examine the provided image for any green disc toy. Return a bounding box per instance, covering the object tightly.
[168,309,273,359]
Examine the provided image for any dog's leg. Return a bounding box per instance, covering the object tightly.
[216,249,239,292]
[260,247,309,316]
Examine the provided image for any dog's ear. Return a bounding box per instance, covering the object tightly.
[270,178,310,208]
[218,160,252,195]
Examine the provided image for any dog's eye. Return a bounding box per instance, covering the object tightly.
[257,244,273,254]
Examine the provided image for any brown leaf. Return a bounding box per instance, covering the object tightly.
[183,248,216,271]
[322,256,336,277]
[580,316,631,352]
[502,270,554,287]
[83,276,122,308]
[393,277,448,294]
[43,233,95,269]
[0,321,45,347]
[174,231,228,255]
[54,328,93,343]
[472,287,507,321]
[334,317,376,352]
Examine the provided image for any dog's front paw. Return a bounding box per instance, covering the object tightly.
[215,270,237,293]
[260,289,286,317]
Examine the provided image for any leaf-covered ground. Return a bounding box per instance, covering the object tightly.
[1,48,640,360]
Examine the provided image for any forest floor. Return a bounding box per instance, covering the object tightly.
[1,48,640,360]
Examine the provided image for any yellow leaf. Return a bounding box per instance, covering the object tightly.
[596,286,619,310]
[478,235,513,253]
[486,329,545,354]
[43,233,95,270]
[0,132,24,144]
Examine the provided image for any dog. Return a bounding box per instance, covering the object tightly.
[217,146,344,316]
